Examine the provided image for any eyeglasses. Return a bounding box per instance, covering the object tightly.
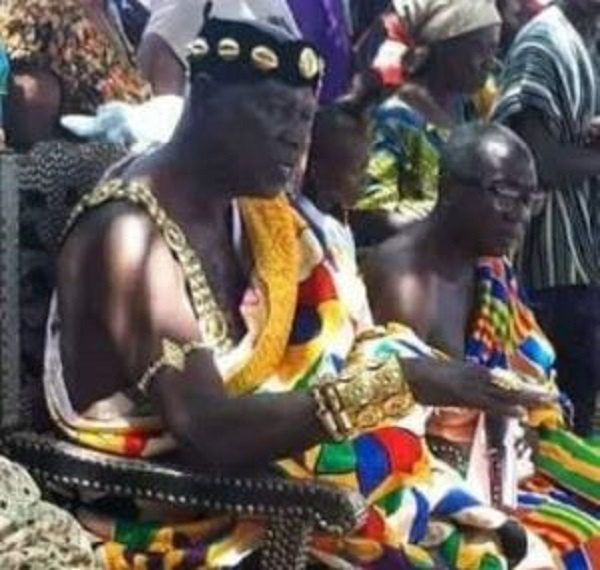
[485,183,547,216]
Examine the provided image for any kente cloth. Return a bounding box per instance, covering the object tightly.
[464,256,600,568]
[44,181,554,569]
[492,5,600,289]
[0,0,150,116]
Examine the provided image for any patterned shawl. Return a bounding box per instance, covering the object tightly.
[466,257,600,568]
[45,184,554,569]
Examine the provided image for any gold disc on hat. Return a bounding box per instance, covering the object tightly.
[298,47,320,80]
[218,38,241,61]
[251,45,280,72]
[187,37,210,58]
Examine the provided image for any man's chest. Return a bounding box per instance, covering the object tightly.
[423,279,475,359]
[186,226,251,339]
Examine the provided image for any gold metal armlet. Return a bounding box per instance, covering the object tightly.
[311,356,415,442]
[137,338,206,395]
[339,356,414,413]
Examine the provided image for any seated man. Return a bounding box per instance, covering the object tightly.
[363,123,600,568]
[45,16,555,570]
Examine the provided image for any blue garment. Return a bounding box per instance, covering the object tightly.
[0,44,10,128]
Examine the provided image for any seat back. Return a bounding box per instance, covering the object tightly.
[0,145,368,570]
[0,154,20,430]
[0,141,125,431]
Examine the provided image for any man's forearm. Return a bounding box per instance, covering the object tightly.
[508,112,600,186]
[176,391,326,472]
[542,144,600,186]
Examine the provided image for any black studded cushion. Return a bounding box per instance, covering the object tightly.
[16,140,126,428]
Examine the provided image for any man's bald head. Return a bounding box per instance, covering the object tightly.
[437,122,542,257]
[440,122,536,187]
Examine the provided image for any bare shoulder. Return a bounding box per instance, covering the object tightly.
[360,226,431,326]
[61,202,151,271]
[360,227,422,285]
[57,199,179,306]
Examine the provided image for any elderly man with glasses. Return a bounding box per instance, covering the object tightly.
[362,122,599,569]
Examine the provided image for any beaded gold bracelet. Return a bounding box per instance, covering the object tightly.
[137,338,206,395]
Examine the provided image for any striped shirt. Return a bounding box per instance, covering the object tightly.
[493,5,600,289]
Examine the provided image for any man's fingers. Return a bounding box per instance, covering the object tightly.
[486,370,558,407]
[481,400,527,419]
[469,386,523,418]
[489,384,557,407]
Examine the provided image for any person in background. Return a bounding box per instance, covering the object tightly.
[496,0,552,56]
[303,98,371,220]
[0,0,150,149]
[362,123,600,568]
[493,0,600,436]
[351,0,501,245]
[299,95,373,292]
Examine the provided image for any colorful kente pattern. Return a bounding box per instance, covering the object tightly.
[47,185,553,569]
[466,257,600,569]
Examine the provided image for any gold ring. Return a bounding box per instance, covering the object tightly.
[490,369,523,392]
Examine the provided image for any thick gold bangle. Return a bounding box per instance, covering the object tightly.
[311,356,416,441]
[137,338,206,395]
[337,356,415,425]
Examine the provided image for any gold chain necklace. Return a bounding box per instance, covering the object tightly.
[64,178,234,354]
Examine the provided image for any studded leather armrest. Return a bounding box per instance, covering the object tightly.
[0,431,367,535]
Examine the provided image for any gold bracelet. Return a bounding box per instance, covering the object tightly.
[338,356,415,426]
[137,338,206,395]
[311,356,416,441]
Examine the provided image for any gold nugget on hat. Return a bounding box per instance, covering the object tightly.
[298,47,320,80]
[251,45,280,71]
[187,37,210,58]
[218,38,241,61]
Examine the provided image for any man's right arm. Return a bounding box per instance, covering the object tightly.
[507,110,600,187]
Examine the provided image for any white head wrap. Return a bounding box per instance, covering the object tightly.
[393,0,501,44]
